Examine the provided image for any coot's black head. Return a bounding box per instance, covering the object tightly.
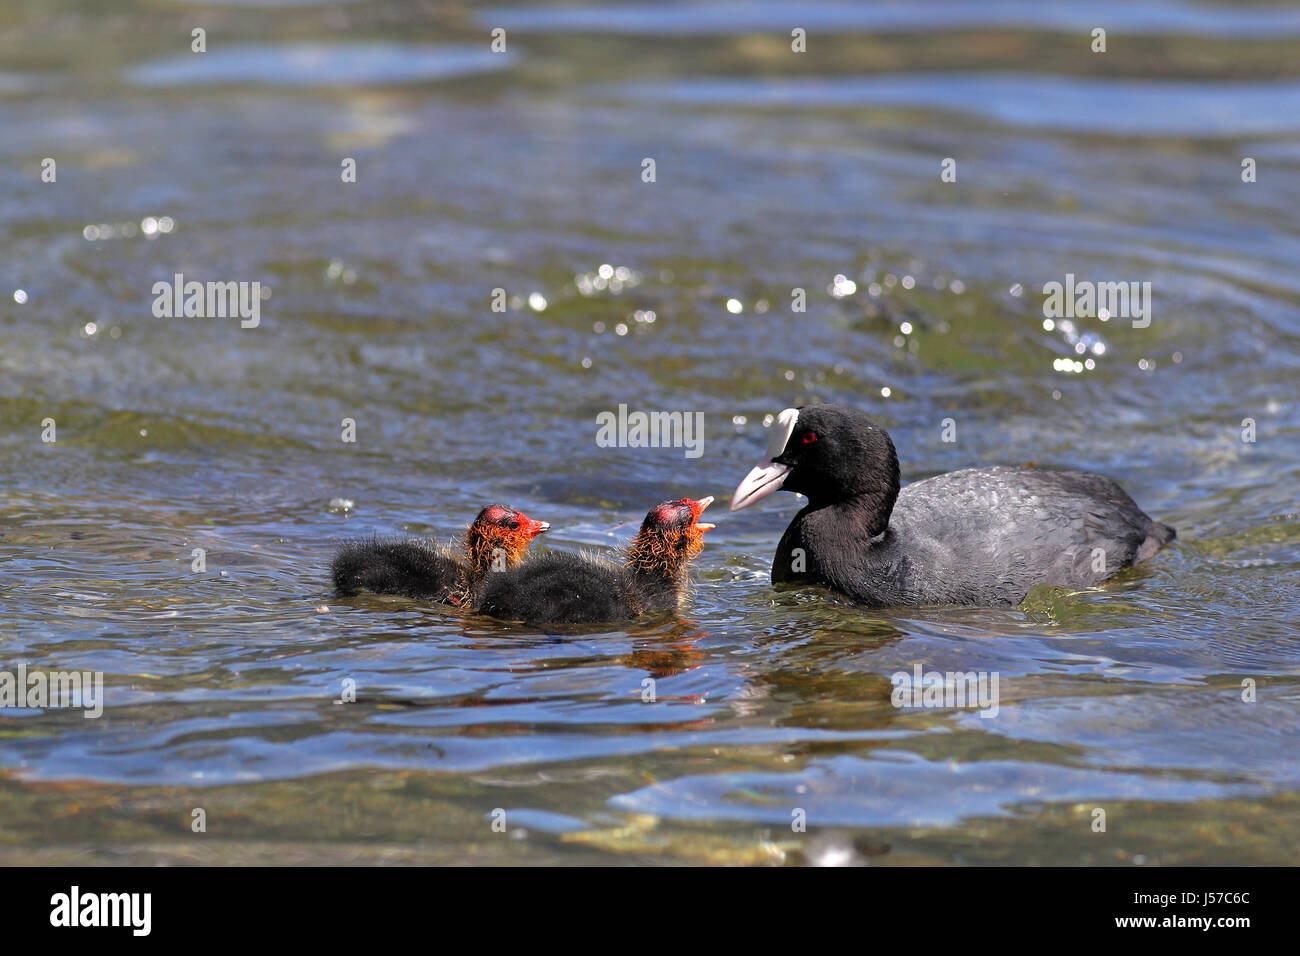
[730,405,900,532]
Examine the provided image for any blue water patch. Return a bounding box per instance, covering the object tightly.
[611,73,1300,138]
[610,753,1254,828]
[479,0,1300,38]
[0,72,43,95]
[493,808,592,833]
[129,43,517,89]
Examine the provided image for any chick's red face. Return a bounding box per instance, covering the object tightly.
[468,504,550,570]
[478,505,550,541]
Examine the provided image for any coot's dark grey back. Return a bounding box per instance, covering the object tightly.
[888,466,1171,603]
[820,466,1174,606]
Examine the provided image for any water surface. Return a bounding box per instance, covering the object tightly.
[1,0,1297,865]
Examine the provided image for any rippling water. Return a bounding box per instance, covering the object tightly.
[1,0,1297,865]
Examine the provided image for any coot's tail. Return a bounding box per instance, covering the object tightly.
[1135,520,1176,563]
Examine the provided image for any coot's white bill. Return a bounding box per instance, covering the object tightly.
[730,408,799,511]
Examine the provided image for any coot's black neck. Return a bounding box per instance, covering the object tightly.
[803,475,899,540]
[771,491,900,596]
[791,496,893,563]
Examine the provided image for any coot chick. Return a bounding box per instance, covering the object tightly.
[331,505,549,604]
[730,405,1175,607]
[475,497,715,626]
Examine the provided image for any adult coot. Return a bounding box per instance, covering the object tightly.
[476,497,714,625]
[331,504,549,604]
[730,405,1175,607]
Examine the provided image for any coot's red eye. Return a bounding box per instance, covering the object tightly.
[801,431,818,444]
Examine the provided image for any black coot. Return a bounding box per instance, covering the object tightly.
[475,497,714,625]
[331,505,549,604]
[730,404,1175,607]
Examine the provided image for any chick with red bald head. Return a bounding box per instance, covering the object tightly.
[476,497,714,626]
[332,504,549,605]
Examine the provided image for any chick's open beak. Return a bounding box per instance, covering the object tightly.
[690,496,716,532]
